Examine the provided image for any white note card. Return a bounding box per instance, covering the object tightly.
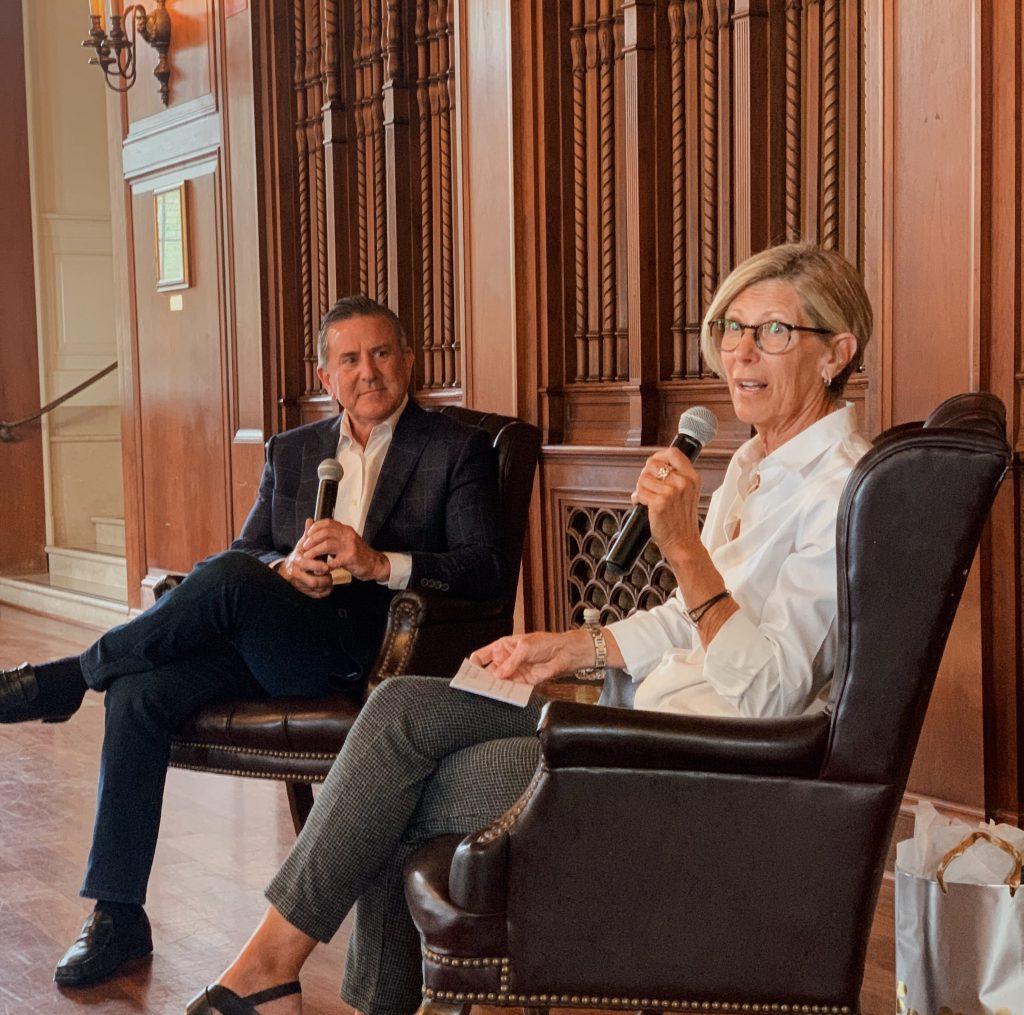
[450,658,534,708]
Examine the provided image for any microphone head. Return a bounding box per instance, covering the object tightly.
[677,406,718,447]
[317,458,343,483]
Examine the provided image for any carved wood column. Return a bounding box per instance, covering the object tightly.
[730,0,771,263]
[569,1,587,383]
[620,0,658,445]
[668,0,686,380]
[294,0,315,393]
[682,0,702,376]
[438,0,458,390]
[381,0,416,330]
[699,0,720,315]
[411,0,461,402]
[802,0,822,242]
[783,0,803,241]
[252,0,303,430]
[715,0,733,277]
[321,0,354,306]
[311,3,328,330]
[818,0,841,249]
[415,0,434,389]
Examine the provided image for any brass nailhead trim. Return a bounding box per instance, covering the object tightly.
[421,986,853,1014]
[166,760,328,783]
[422,949,506,967]
[474,766,546,845]
[374,599,419,677]
[170,741,336,762]
[421,951,512,996]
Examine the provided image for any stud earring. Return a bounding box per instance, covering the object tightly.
[822,370,832,387]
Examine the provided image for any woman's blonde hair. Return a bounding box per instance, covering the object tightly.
[699,243,873,400]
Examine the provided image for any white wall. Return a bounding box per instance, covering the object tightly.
[22,0,122,551]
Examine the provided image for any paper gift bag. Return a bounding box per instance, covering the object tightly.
[896,830,1024,1015]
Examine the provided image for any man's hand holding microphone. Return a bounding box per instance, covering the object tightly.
[276,458,391,598]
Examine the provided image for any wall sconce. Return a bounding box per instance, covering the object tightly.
[82,1,172,106]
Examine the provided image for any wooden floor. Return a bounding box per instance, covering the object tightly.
[0,607,895,1015]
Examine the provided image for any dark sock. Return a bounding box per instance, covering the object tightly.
[94,900,145,925]
[31,656,88,715]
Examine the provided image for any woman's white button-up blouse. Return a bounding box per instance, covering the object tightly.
[606,403,871,719]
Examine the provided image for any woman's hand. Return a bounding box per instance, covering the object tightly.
[633,450,738,650]
[632,447,703,560]
[470,630,592,685]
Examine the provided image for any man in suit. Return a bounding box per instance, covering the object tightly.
[0,295,502,988]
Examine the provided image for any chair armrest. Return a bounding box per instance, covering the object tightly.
[370,589,511,685]
[538,699,831,778]
[396,590,506,626]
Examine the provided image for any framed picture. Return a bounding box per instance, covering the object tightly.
[154,181,190,291]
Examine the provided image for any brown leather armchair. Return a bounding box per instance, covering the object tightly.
[402,393,1010,1015]
[166,407,541,832]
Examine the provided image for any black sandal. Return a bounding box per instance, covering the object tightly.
[185,981,302,1014]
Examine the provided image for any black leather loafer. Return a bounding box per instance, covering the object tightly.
[53,909,153,987]
[0,664,75,724]
[185,981,302,1014]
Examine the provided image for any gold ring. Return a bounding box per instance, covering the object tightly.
[655,465,671,480]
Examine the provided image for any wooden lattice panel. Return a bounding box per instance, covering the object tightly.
[564,504,679,626]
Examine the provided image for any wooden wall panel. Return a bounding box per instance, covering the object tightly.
[108,1,268,605]
[223,5,268,527]
[888,0,978,422]
[502,0,1020,822]
[504,0,868,685]
[860,0,1023,822]
[0,1,46,574]
[106,0,1024,827]
[131,170,231,573]
[99,0,1022,824]
[127,0,216,123]
[875,0,985,813]
[545,0,865,449]
[456,0,519,416]
[980,0,1023,828]
[290,0,465,424]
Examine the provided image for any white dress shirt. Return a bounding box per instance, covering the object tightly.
[334,396,412,590]
[606,403,870,718]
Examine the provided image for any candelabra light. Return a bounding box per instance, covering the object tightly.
[82,1,173,106]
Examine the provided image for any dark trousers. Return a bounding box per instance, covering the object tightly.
[78,550,373,905]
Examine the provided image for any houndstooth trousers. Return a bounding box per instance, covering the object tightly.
[265,675,543,1015]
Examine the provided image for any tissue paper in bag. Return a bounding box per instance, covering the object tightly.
[895,804,1024,1015]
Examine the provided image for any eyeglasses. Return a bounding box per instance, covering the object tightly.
[708,318,833,355]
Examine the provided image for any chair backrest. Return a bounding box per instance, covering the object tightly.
[437,406,541,606]
[821,393,1009,787]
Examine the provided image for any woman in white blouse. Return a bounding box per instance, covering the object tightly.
[479,242,871,718]
[188,243,873,1015]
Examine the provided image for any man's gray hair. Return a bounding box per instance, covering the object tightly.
[317,295,408,368]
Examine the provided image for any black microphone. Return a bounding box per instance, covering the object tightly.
[601,406,718,578]
[313,458,353,583]
[314,457,343,527]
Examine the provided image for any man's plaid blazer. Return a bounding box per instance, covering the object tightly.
[230,399,503,645]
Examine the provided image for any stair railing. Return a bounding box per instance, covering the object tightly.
[0,362,118,443]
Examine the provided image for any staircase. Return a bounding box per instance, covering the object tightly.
[0,517,131,630]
